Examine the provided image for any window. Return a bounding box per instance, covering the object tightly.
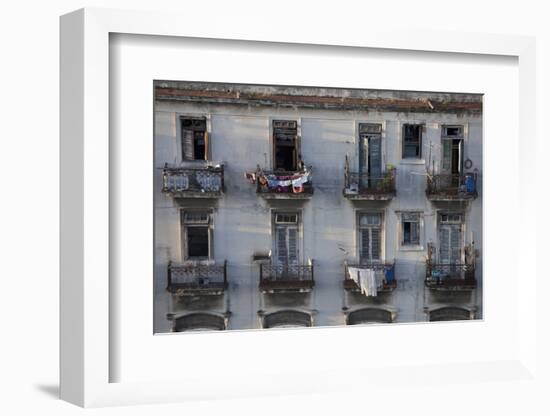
[402,123,422,159]
[441,125,464,177]
[273,120,299,171]
[181,117,208,161]
[439,213,464,264]
[358,213,382,263]
[401,212,420,246]
[273,211,300,265]
[182,210,211,259]
[358,123,382,186]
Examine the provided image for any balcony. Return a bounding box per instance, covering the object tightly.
[343,170,396,201]
[255,168,313,199]
[167,260,227,296]
[425,262,476,291]
[426,173,478,201]
[344,262,396,295]
[259,260,315,293]
[162,164,224,198]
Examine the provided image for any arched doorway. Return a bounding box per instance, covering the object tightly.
[429,307,472,322]
[263,310,313,328]
[346,308,393,325]
[173,313,227,331]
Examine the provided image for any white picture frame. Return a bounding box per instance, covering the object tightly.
[60,7,538,408]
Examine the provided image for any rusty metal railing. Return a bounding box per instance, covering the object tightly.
[162,165,224,195]
[425,261,476,290]
[167,260,227,293]
[426,173,477,198]
[259,261,314,291]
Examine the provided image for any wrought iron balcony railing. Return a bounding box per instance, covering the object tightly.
[344,261,396,293]
[259,261,314,292]
[343,170,396,200]
[425,262,476,290]
[255,168,313,199]
[162,165,224,198]
[426,173,477,200]
[167,260,227,295]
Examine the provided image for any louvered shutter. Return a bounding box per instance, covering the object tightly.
[370,228,381,260]
[450,225,461,263]
[288,228,298,264]
[411,221,419,245]
[368,136,382,179]
[439,226,451,263]
[182,129,194,160]
[442,140,452,173]
[276,227,288,265]
[360,229,370,263]
[203,130,209,160]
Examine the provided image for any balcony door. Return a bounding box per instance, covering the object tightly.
[358,213,381,264]
[358,123,382,189]
[273,212,300,266]
[441,125,464,187]
[438,214,463,265]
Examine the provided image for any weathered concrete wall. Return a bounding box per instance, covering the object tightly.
[153,92,483,333]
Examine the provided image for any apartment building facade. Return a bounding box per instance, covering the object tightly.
[153,81,482,333]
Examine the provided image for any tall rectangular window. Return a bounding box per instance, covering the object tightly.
[182,210,211,259]
[273,120,298,171]
[441,125,464,176]
[358,123,382,187]
[402,124,422,159]
[273,212,300,265]
[358,213,382,263]
[181,117,208,161]
[439,213,463,264]
[401,212,420,246]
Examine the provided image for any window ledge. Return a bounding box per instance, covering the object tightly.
[400,159,426,165]
[400,245,425,252]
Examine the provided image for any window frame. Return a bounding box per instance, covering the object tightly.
[401,122,424,160]
[178,114,211,162]
[272,210,302,264]
[181,209,213,261]
[271,118,301,171]
[356,211,384,264]
[399,211,424,251]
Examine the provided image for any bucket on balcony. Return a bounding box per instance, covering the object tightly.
[384,266,395,283]
[464,173,476,193]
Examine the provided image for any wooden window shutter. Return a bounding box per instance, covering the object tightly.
[288,228,298,264]
[276,227,288,264]
[360,229,370,262]
[439,226,451,263]
[442,140,452,173]
[204,130,209,160]
[370,228,381,260]
[450,225,461,263]
[182,129,194,161]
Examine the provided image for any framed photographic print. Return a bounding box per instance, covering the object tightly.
[60,7,538,408]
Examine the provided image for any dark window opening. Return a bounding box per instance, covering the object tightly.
[181,117,207,161]
[273,120,298,171]
[187,227,209,258]
[402,213,420,245]
[402,124,422,159]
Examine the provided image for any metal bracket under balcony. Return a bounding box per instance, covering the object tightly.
[426,173,478,201]
[162,164,224,198]
[259,261,314,293]
[167,260,227,296]
[425,262,476,291]
[255,168,313,200]
[344,262,396,294]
